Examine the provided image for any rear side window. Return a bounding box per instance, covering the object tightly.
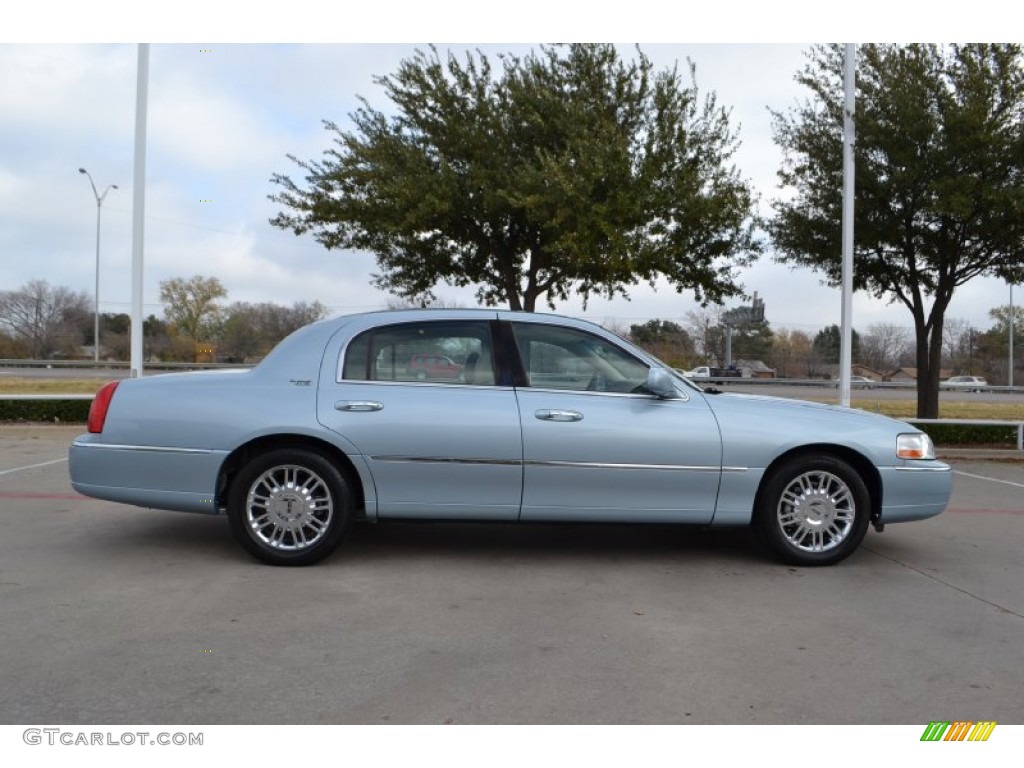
[341,321,496,385]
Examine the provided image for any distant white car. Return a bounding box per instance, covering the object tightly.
[942,375,987,392]
[831,376,876,389]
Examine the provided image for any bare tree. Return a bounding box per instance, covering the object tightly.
[942,317,973,374]
[685,306,724,362]
[219,301,328,362]
[0,280,90,358]
[860,323,911,374]
[385,296,464,310]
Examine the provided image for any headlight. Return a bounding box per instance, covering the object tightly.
[897,433,935,460]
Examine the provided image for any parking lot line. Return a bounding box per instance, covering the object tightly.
[954,470,1024,490]
[0,458,68,476]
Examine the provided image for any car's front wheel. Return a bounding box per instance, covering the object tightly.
[753,455,871,566]
[227,448,352,566]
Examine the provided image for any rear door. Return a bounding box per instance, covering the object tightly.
[318,319,523,520]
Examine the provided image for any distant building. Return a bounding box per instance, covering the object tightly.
[886,367,952,382]
[734,359,777,379]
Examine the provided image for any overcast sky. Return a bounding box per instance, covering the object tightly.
[3,4,1018,339]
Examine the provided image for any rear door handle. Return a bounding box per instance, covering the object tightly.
[535,409,583,422]
[335,400,383,412]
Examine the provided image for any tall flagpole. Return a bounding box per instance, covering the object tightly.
[839,44,856,407]
[130,44,149,379]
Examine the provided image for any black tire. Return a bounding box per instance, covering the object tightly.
[753,454,871,566]
[227,448,353,566]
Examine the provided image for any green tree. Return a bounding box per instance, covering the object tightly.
[629,319,695,367]
[812,324,861,365]
[977,303,1024,384]
[770,44,1024,417]
[271,44,759,312]
[728,318,775,364]
[159,276,227,345]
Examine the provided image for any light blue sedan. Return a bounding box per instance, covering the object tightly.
[69,310,952,566]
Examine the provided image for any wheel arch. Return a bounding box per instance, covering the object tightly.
[216,434,367,518]
[753,444,882,524]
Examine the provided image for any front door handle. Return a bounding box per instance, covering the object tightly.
[335,400,384,412]
[535,409,583,422]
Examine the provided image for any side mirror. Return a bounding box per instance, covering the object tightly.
[646,367,679,399]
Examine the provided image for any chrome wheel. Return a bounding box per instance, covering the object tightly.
[245,464,334,552]
[776,470,855,552]
[228,449,355,566]
[754,455,870,566]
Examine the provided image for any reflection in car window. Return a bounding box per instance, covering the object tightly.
[511,323,649,393]
[342,321,496,385]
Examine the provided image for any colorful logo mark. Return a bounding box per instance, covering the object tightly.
[920,721,997,742]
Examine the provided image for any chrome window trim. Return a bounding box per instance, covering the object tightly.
[521,385,690,402]
[334,379,515,392]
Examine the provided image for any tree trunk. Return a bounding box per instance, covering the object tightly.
[913,319,943,419]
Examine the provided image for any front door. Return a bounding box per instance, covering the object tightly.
[509,321,722,523]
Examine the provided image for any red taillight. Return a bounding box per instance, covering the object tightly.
[88,381,120,434]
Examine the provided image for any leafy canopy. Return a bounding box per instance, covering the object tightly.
[770,44,1024,416]
[271,44,759,312]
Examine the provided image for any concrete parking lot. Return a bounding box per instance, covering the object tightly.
[0,425,1021,725]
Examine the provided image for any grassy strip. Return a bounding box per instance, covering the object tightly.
[0,378,110,394]
[848,398,1022,421]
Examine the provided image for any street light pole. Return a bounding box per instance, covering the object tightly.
[78,168,117,362]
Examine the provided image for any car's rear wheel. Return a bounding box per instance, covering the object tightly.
[753,455,870,566]
[227,448,352,566]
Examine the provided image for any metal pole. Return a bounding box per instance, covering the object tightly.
[130,44,150,379]
[78,168,117,363]
[1010,283,1015,388]
[94,202,101,361]
[839,44,856,407]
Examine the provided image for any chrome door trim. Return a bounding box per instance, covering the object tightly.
[368,455,746,473]
[71,441,214,455]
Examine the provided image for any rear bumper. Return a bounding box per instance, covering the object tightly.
[69,438,228,514]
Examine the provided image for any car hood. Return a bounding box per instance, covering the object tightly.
[703,391,910,428]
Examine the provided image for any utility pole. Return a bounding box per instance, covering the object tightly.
[78,168,117,362]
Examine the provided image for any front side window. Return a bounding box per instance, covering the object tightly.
[510,323,649,393]
[342,321,496,385]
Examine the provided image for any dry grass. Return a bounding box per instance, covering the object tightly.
[0,378,110,395]
[809,397,1023,421]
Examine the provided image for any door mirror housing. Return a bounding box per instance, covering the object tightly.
[647,367,679,399]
